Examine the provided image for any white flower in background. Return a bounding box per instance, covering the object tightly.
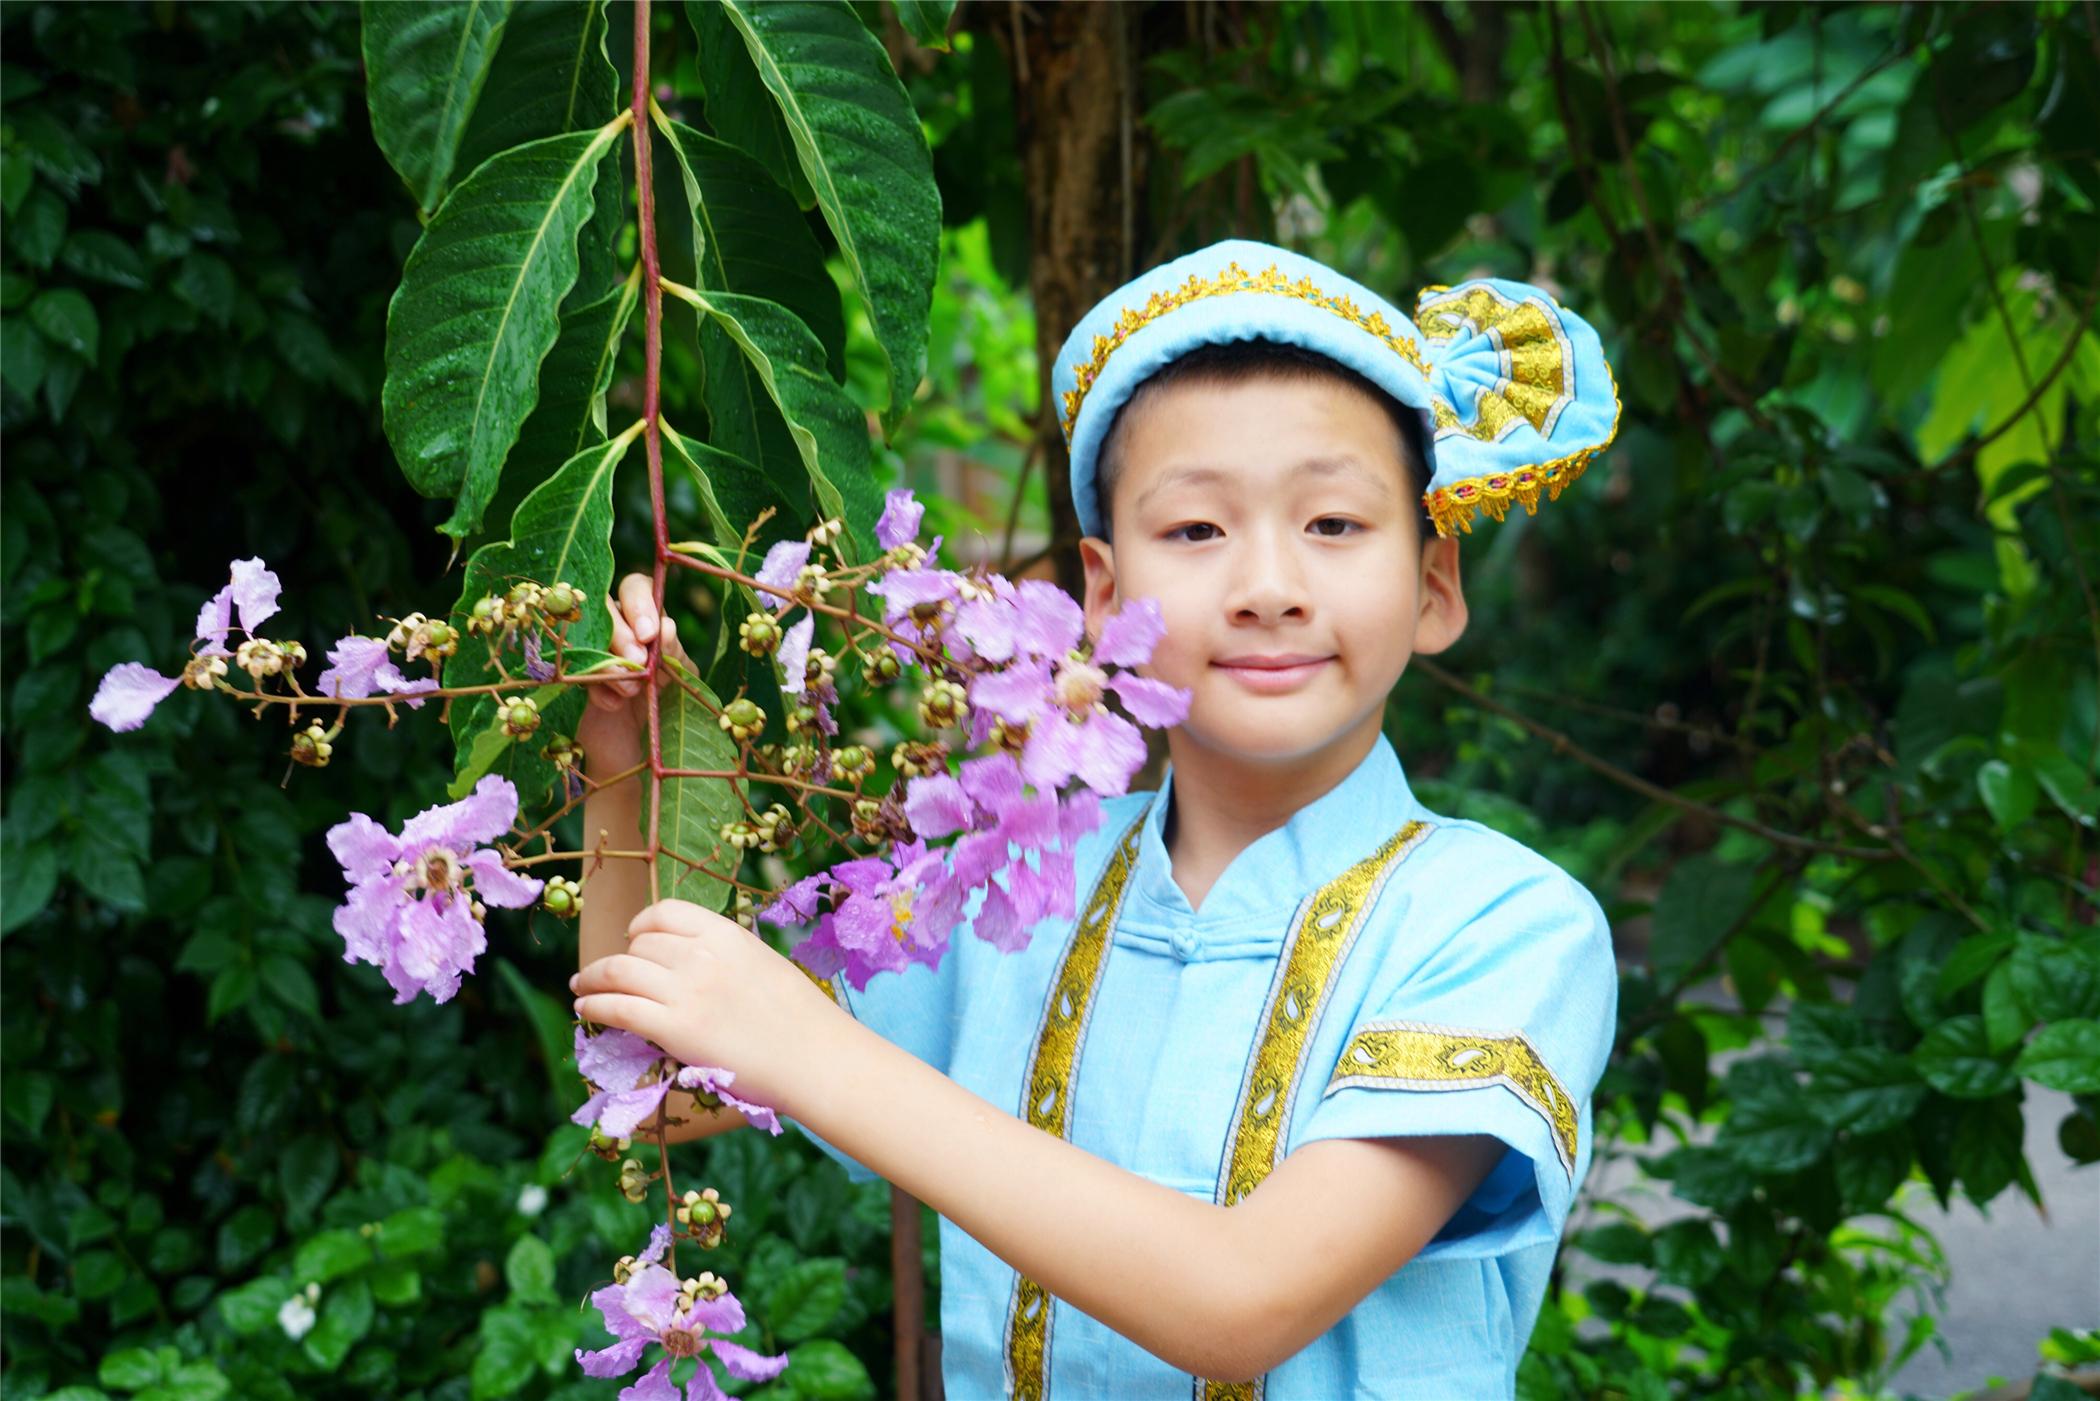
[516,1183,549,1218]
[278,1281,321,1341]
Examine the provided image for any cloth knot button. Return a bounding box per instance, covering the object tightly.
[1169,931,1197,961]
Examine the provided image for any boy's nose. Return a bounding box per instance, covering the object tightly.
[1226,533,1312,625]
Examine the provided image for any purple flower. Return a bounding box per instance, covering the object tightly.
[570,1027,784,1139]
[314,634,440,708]
[876,488,925,551]
[522,632,555,683]
[576,1255,787,1399]
[753,540,810,614]
[776,615,814,698]
[89,557,287,732]
[325,775,542,1004]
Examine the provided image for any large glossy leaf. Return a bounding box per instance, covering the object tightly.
[443,422,641,805]
[362,0,515,215]
[382,119,628,543]
[653,659,741,912]
[716,0,941,434]
[665,283,880,557]
[656,115,845,377]
[455,0,626,302]
[684,0,812,209]
[478,271,638,542]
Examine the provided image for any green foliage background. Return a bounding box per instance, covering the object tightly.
[2,2,2097,1400]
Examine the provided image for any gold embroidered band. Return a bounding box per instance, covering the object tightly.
[1004,803,1153,1401]
[796,963,845,1006]
[1058,261,1432,440]
[1193,821,1433,1401]
[1324,1020,1580,1180]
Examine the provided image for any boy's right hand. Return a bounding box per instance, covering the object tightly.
[574,572,693,772]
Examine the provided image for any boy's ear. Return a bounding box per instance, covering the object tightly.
[1410,534,1468,656]
[1078,535,1119,643]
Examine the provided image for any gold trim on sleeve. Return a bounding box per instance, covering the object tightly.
[1003,803,1153,1401]
[1325,1019,1580,1180]
[1058,261,1431,439]
[796,962,845,1006]
[1193,820,1434,1401]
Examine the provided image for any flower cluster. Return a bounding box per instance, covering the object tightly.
[741,490,1191,990]
[571,1025,783,1141]
[325,775,544,1004]
[578,1223,787,1400]
[89,557,288,731]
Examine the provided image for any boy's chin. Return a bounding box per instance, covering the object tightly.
[1173,708,1375,769]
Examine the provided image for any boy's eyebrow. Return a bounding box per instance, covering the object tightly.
[1136,456,1396,511]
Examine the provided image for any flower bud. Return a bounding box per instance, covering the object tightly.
[612,1253,640,1286]
[795,562,832,601]
[411,618,458,663]
[541,581,583,623]
[718,698,764,742]
[733,889,756,930]
[919,679,969,730]
[884,541,928,570]
[783,703,819,736]
[500,695,542,739]
[720,820,761,851]
[466,595,507,638]
[892,740,947,780]
[862,650,903,687]
[279,640,308,670]
[289,719,334,769]
[738,612,781,657]
[586,1127,632,1162]
[993,717,1031,753]
[385,613,427,652]
[831,744,875,782]
[505,580,546,615]
[617,1157,650,1204]
[235,638,285,680]
[805,517,844,547]
[777,743,817,778]
[804,647,836,686]
[181,654,229,691]
[543,735,582,772]
[851,797,887,840]
[754,804,796,853]
[542,876,583,919]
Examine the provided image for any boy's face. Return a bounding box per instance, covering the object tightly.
[1079,374,1466,772]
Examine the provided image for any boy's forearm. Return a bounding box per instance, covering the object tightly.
[791,1008,1250,1378]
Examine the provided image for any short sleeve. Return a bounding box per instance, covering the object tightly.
[782,951,962,1185]
[1295,864,1618,1262]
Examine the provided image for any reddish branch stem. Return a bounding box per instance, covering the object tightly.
[634,0,669,907]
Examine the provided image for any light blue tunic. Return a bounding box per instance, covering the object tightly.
[785,736,1619,1399]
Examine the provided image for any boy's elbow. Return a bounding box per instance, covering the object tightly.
[1173,1262,1283,1383]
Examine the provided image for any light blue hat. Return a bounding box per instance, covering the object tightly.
[1052,238,1622,539]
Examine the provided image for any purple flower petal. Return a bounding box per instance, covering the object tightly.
[399,773,520,851]
[948,830,1009,892]
[776,614,813,697]
[1010,580,1085,660]
[575,1336,651,1379]
[682,1360,729,1401]
[876,487,924,551]
[641,1223,673,1264]
[334,879,403,968]
[622,1263,683,1334]
[228,557,282,635]
[313,636,394,699]
[902,773,974,839]
[969,661,1052,724]
[395,895,484,1002]
[577,1027,664,1093]
[1058,790,1102,847]
[461,849,543,909]
[1073,710,1148,796]
[327,813,402,885]
[1093,596,1165,667]
[870,565,962,613]
[1019,715,1083,791]
[1109,673,1191,727]
[972,881,1031,953]
[594,1080,675,1139]
[958,752,1024,812]
[790,918,847,979]
[523,633,555,682]
[689,1286,747,1336]
[999,792,1061,852]
[754,540,810,611]
[586,1281,655,1343]
[709,1338,790,1384]
[617,1358,681,1401]
[759,874,825,928]
[89,662,182,732]
[194,582,235,652]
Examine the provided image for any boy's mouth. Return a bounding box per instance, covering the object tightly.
[1211,652,1334,693]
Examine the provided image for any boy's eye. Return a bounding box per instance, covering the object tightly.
[1309,517,1361,537]
[1165,522,1221,543]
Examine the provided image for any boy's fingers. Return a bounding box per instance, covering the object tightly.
[572,992,667,1041]
[572,953,680,1001]
[619,573,657,643]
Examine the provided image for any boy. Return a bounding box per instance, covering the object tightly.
[572,239,1623,1398]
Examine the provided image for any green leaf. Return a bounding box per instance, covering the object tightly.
[494,956,579,1098]
[12,187,66,271]
[685,0,813,208]
[1914,1015,2019,1099]
[442,427,637,804]
[382,120,627,541]
[653,658,741,912]
[716,0,940,433]
[1804,1047,1928,1134]
[157,1362,229,1401]
[2010,935,2100,1024]
[172,253,235,328]
[783,1338,876,1399]
[259,953,322,1021]
[1976,759,2039,831]
[98,1346,163,1390]
[293,1228,373,1284]
[29,287,98,364]
[455,0,620,175]
[661,422,792,564]
[279,1135,340,1224]
[503,1235,556,1302]
[2,1068,53,1134]
[656,116,845,377]
[2016,1020,2100,1094]
[74,1250,126,1299]
[361,0,515,214]
[670,285,879,556]
[370,1258,421,1307]
[762,1255,847,1341]
[378,1206,445,1258]
[302,1276,374,1370]
[471,1303,538,1399]
[447,682,565,802]
[60,231,149,290]
[892,0,957,51]
[217,1276,292,1336]
[1647,854,1759,984]
[476,272,637,543]
[1982,960,2030,1053]
[1,314,50,404]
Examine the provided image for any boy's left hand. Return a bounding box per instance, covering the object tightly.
[570,899,834,1114]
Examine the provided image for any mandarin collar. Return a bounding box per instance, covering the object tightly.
[1120,734,1427,950]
